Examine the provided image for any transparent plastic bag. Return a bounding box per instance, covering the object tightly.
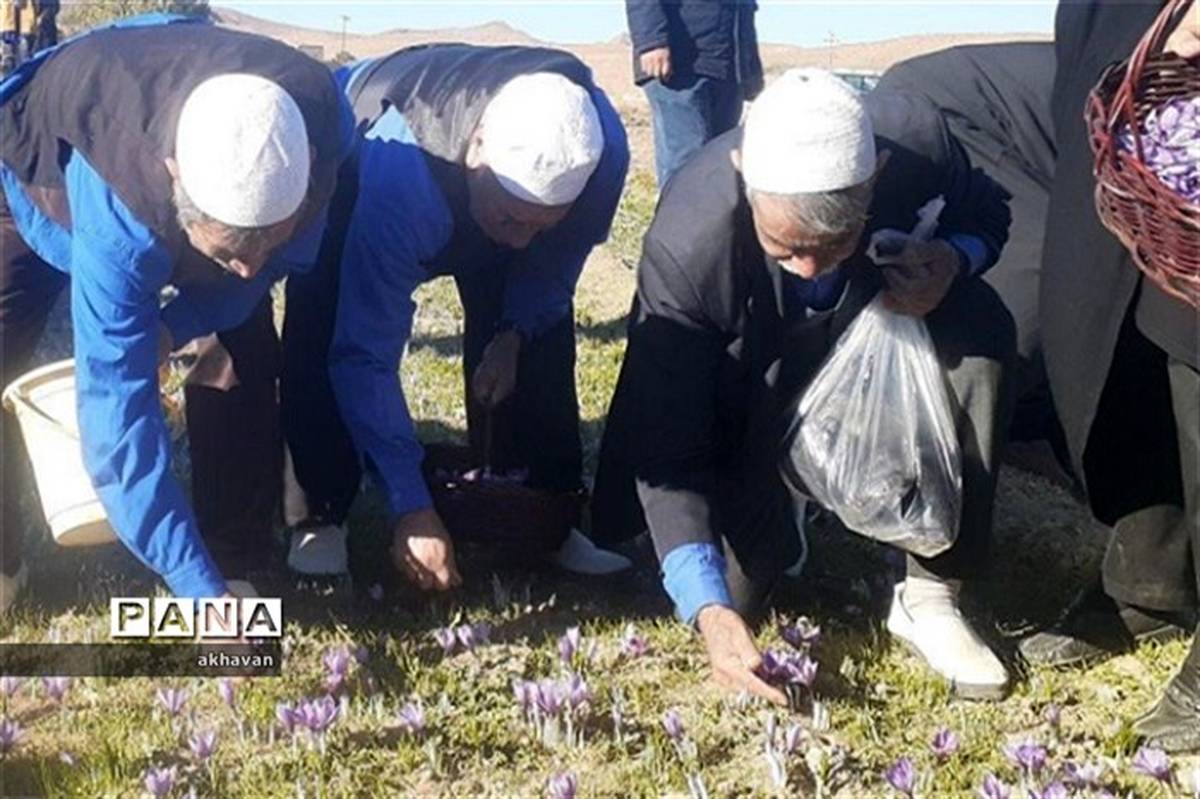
[783,295,962,557]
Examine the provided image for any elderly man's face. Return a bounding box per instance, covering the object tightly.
[749,192,866,280]
[183,215,300,280]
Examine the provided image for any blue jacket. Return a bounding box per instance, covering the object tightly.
[329,57,629,519]
[0,14,354,597]
[626,0,763,93]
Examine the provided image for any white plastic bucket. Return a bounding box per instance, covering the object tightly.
[2,359,116,547]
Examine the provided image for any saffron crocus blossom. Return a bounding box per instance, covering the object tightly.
[156,686,189,718]
[558,627,581,665]
[978,774,1011,799]
[566,673,592,712]
[513,680,536,715]
[619,624,649,658]
[0,718,23,756]
[758,650,818,688]
[0,677,22,699]
[43,676,71,704]
[1063,761,1105,788]
[276,701,298,735]
[885,756,917,796]
[432,627,458,656]
[535,679,567,718]
[189,729,218,762]
[783,723,804,755]
[1132,746,1175,785]
[296,695,340,735]
[547,771,577,799]
[456,622,491,652]
[662,709,685,743]
[1003,739,1047,777]
[780,617,822,650]
[217,678,236,711]
[397,701,426,736]
[930,727,959,761]
[1028,783,1068,799]
[143,765,177,798]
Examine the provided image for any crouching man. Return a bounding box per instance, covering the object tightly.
[0,14,352,609]
[280,44,632,587]
[593,69,1017,701]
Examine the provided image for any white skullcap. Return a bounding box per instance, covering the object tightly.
[741,68,876,195]
[478,73,604,206]
[175,73,311,228]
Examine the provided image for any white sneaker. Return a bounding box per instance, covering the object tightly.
[886,577,1009,700]
[287,524,349,576]
[0,563,27,615]
[549,529,633,575]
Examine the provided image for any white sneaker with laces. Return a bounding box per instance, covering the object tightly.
[549,528,633,575]
[287,524,349,576]
[0,563,27,615]
[886,576,1009,700]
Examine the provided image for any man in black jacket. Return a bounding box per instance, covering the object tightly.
[594,69,1016,701]
[625,0,762,187]
[1019,0,1200,752]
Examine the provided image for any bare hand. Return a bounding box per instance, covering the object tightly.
[471,330,522,408]
[1166,1,1200,60]
[697,605,788,706]
[880,239,962,317]
[391,508,462,591]
[639,46,673,82]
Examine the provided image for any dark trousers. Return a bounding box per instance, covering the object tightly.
[280,252,584,526]
[1095,335,1200,613]
[0,200,280,579]
[643,75,743,189]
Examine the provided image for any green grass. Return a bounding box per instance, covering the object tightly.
[0,169,1192,798]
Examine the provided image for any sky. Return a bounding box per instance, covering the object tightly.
[223,1,1057,48]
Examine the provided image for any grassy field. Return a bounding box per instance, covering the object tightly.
[0,161,1192,798]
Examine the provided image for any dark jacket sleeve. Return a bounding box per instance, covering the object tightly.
[621,233,730,559]
[931,114,1013,269]
[626,0,671,57]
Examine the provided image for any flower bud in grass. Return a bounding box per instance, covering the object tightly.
[0,718,23,757]
[217,678,236,711]
[1132,746,1175,785]
[662,708,685,743]
[155,686,189,718]
[43,676,71,704]
[547,771,577,799]
[1003,738,1047,777]
[189,729,218,762]
[884,756,917,797]
[978,774,1011,799]
[143,765,177,798]
[397,701,426,736]
[930,727,959,762]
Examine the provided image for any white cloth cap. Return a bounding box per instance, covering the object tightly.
[741,68,876,194]
[478,73,604,206]
[175,73,311,228]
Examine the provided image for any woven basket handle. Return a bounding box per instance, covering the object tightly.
[1107,0,1196,160]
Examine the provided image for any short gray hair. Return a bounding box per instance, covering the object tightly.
[172,180,282,254]
[747,181,873,240]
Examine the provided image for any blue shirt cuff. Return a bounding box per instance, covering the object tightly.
[946,234,988,277]
[661,543,733,626]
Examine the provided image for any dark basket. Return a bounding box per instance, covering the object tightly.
[421,444,582,552]
[1085,0,1200,308]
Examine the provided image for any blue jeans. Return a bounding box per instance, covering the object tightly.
[643,75,743,189]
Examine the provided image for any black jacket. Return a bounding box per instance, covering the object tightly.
[592,90,1011,572]
[1040,0,1197,521]
[625,0,762,94]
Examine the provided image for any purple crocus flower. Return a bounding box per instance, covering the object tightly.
[189,728,218,762]
[978,774,1011,799]
[757,650,785,683]
[217,678,236,711]
[535,680,566,717]
[662,708,685,743]
[456,623,491,652]
[43,676,71,704]
[323,647,352,677]
[566,673,592,711]
[296,695,340,735]
[0,718,23,756]
[1062,761,1105,788]
[1132,746,1175,785]
[397,701,425,736]
[1003,739,1047,776]
[513,679,535,713]
[885,757,917,796]
[558,627,581,664]
[785,654,819,688]
[0,677,23,699]
[619,625,649,658]
[155,686,189,718]
[1028,783,1068,799]
[547,771,577,799]
[780,617,822,650]
[143,765,177,798]
[432,627,458,656]
[783,723,804,755]
[930,727,959,761]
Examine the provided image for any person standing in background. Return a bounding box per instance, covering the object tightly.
[32,0,56,53]
[0,0,29,74]
[626,0,762,189]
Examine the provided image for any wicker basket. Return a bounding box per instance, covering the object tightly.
[1086,0,1200,308]
[422,444,581,552]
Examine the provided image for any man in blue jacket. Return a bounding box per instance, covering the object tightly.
[280,45,632,588]
[626,0,763,188]
[0,15,352,609]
